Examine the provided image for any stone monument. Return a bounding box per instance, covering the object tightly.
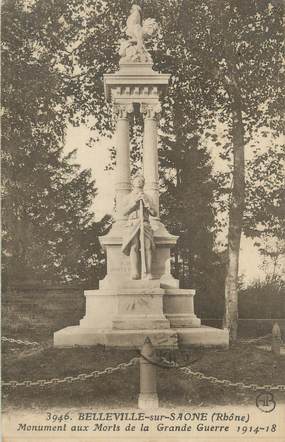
[54,5,229,349]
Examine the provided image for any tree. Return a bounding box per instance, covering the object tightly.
[150,0,283,338]
[244,141,285,285]
[145,1,224,311]
[3,0,283,335]
[1,0,107,287]
[181,0,284,340]
[245,142,285,240]
[160,137,226,318]
[152,0,283,337]
[257,237,285,284]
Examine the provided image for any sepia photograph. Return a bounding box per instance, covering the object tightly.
[1,0,285,440]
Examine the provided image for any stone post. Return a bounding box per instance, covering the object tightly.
[272,322,282,358]
[113,103,133,221]
[141,103,161,217]
[138,337,159,409]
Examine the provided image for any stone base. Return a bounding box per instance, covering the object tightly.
[177,326,229,348]
[138,393,159,410]
[78,283,200,332]
[53,215,229,349]
[54,326,229,349]
[163,289,201,328]
[54,326,178,349]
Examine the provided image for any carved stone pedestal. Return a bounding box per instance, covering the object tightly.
[99,220,178,288]
[54,219,229,349]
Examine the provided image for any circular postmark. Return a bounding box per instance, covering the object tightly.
[256,392,276,413]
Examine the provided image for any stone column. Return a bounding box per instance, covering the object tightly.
[141,103,161,217]
[113,103,133,221]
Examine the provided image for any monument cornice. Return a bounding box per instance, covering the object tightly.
[104,64,171,102]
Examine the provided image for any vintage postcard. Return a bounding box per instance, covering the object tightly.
[2,0,284,441]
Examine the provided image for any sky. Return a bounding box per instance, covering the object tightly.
[65,124,265,285]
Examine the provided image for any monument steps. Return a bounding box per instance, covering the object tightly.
[54,325,228,349]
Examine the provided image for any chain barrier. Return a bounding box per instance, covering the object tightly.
[2,357,138,388]
[159,357,285,392]
[238,334,272,344]
[2,336,53,360]
[140,351,200,369]
[2,333,273,347]
[2,336,41,347]
[3,333,284,393]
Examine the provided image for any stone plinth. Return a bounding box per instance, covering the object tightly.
[177,326,229,348]
[54,326,229,349]
[53,274,229,349]
[100,219,178,289]
[54,327,179,349]
[164,289,201,328]
[112,287,169,330]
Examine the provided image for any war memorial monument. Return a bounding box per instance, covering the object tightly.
[54,4,229,349]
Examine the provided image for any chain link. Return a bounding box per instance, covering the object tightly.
[3,332,284,393]
[160,357,285,392]
[2,334,273,347]
[2,336,41,346]
[2,357,138,388]
[238,334,272,344]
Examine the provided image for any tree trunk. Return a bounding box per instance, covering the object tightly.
[223,92,245,342]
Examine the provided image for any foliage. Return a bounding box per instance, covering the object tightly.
[256,237,285,283]
[239,279,285,319]
[1,0,108,287]
[2,0,284,304]
[244,142,285,240]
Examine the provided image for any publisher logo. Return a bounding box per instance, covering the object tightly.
[256,392,276,413]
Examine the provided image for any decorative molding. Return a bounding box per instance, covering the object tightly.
[104,71,170,102]
[113,103,134,119]
[141,103,162,120]
[112,85,161,99]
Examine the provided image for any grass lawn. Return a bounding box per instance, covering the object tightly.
[2,289,285,410]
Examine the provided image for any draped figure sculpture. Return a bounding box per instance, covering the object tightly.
[121,174,156,280]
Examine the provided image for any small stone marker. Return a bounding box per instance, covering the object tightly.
[271,322,282,358]
[138,337,159,409]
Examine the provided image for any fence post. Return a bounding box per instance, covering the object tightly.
[138,337,159,409]
[271,322,282,358]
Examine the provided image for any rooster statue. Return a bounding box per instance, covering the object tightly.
[119,4,159,63]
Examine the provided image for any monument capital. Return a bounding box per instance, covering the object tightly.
[113,103,134,119]
[141,103,162,120]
